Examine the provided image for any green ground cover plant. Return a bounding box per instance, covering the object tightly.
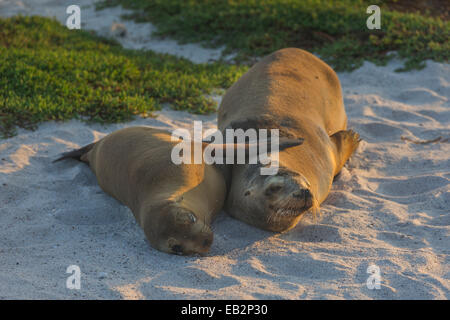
[0,16,245,138]
[1,1,448,137]
[97,0,449,71]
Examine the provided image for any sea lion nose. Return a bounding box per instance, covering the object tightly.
[203,238,212,248]
[202,231,213,248]
[171,244,184,255]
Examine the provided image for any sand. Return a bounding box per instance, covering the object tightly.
[0,0,449,299]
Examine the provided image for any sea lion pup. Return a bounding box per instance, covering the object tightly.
[54,126,301,255]
[55,127,223,255]
[218,48,361,232]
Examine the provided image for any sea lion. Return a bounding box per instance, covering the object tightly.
[55,127,224,255]
[218,48,360,232]
[54,126,302,255]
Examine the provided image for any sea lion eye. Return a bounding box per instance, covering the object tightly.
[265,185,283,196]
[188,213,196,223]
[271,186,282,192]
[176,211,197,225]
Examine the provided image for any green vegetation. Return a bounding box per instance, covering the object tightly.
[98,0,449,71]
[0,16,246,138]
[1,1,448,138]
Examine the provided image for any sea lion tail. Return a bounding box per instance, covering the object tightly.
[53,143,95,163]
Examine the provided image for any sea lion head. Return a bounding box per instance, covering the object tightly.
[143,202,213,256]
[229,165,315,232]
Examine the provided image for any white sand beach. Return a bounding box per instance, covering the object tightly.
[0,0,449,299]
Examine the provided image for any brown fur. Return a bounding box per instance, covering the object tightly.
[58,127,226,255]
[218,48,360,232]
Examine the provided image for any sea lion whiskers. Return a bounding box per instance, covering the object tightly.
[310,197,321,222]
[264,190,316,230]
[199,214,211,234]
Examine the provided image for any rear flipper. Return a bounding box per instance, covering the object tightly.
[53,142,95,163]
[330,129,361,177]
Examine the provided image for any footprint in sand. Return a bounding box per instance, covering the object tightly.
[53,200,129,225]
[256,253,348,280]
[357,122,405,142]
[377,231,427,249]
[386,273,446,299]
[416,109,450,123]
[377,175,448,197]
[141,267,240,295]
[396,88,447,105]
[372,107,433,123]
[284,224,343,243]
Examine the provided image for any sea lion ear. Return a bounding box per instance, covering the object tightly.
[278,137,304,151]
[175,210,197,225]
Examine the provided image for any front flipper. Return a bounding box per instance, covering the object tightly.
[330,129,361,176]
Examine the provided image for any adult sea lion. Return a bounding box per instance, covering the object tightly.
[218,48,360,232]
[54,126,301,255]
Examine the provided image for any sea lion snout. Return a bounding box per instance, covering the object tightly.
[161,207,215,256]
[166,228,213,256]
[170,244,184,255]
[260,174,314,230]
[232,171,314,232]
